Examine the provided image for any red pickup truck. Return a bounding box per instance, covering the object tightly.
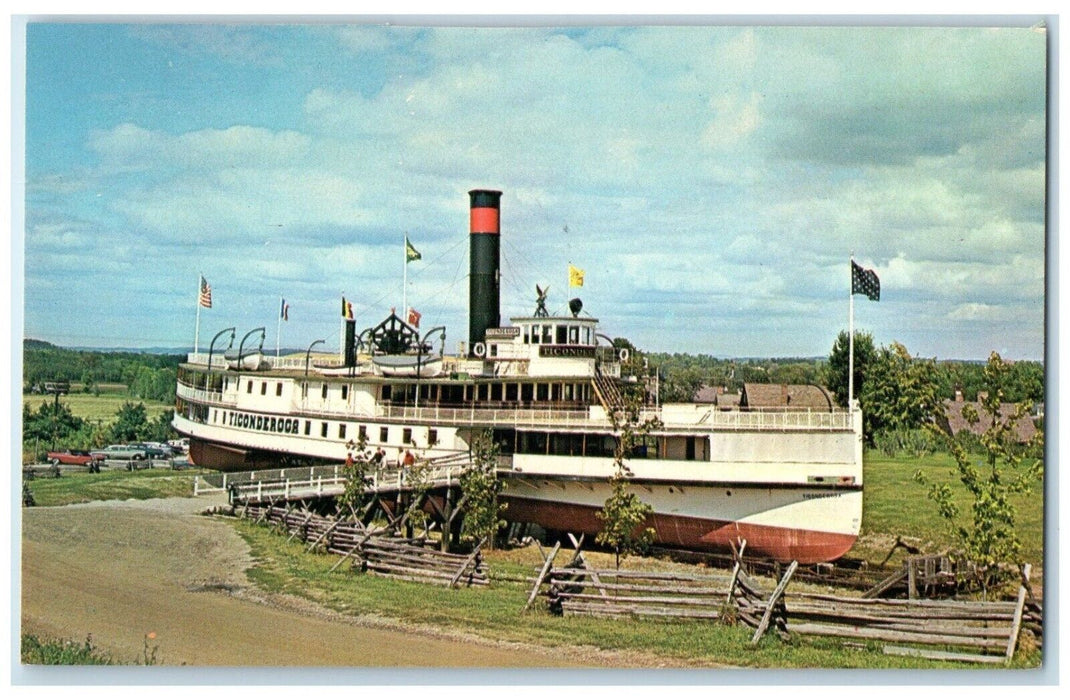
[47,450,100,469]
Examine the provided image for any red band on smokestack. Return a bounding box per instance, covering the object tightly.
[470,207,499,234]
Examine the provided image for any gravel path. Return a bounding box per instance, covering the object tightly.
[19,496,689,669]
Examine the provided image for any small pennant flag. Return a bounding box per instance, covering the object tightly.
[342,296,354,320]
[568,264,585,288]
[199,276,213,308]
[405,237,422,263]
[851,261,880,301]
[280,298,289,321]
[407,307,422,328]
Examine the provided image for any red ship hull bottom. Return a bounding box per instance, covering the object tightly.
[502,495,857,564]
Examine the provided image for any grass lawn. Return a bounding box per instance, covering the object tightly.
[853,451,1045,570]
[22,468,211,507]
[22,392,173,424]
[235,521,1040,669]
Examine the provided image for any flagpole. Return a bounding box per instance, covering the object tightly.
[195,274,202,356]
[848,255,855,411]
[276,296,282,359]
[403,233,408,321]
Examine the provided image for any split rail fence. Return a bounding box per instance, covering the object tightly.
[525,539,1036,664]
[239,503,487,588]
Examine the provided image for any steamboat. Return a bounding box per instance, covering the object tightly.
[174,189,863,564]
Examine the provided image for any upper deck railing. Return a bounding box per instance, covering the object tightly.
[177,379,854,432]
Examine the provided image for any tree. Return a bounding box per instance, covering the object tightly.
[595,398,660,568]
[459,430,507,547]
[22,400,85,451]
[858,342,941,440]
[914,352,1044,594]
[108,402,149,443]
[338,435,373,518]
[824,330,877,409]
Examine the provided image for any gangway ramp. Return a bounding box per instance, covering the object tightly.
[196,452,477,506]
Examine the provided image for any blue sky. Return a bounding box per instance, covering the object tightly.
[17,20,1049,360]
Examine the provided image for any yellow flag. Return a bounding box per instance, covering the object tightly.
[569,264,585,287]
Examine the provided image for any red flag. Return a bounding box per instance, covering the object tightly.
[407,307,421,328]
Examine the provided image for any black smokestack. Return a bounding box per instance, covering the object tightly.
[468,189,502,352]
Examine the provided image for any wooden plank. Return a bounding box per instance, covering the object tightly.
[726,539,747,606]
[523,541,561,612]
[789,622,1007,650]
[882,645,1007,665]
[1005,585,1028,662]
[449,538,487,588]
[862,568,908,599]
[751,560,798,645]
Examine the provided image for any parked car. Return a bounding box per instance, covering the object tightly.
[46,450,98,467]
[90,445,146,461]
[168,437,190,452]
[130,443,174,459]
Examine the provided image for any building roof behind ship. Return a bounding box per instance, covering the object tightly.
[740,383,838,411]
[693,384,741,409]
[936,397,1040,444]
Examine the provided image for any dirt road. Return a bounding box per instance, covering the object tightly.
[20,496,630,669]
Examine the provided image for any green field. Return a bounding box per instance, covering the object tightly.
[22,392,173,424]
[855,452,1045,570]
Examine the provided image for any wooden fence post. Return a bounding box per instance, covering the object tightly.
[524,541,561,612]
[750,560,798,645]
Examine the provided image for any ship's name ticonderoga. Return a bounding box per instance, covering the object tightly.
[229,410,301,435]
[539,345,596,358]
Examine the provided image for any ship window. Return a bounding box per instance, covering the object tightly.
[506,383,518,401]
[541,326,552,344]
[568,326,579,344]
[276,382,282,396]
[302,382,308,398]
[490,383,502,401]
[686,436,696,460]
[537,383,549,401]
[339,424,347,439]
[212,409,217,423]
[322,383,328,399]
[341,385,349,400]
[428,429,438,446]
[556,325,567,344]
[358,425,367,440]
[320,422,328,438]
[304,420,311,436]
[261,382,267,395]
[489,344,498,357]
[247,380,253,393]
[380,426,389,443]
[403,428,412,444]
[520,383,533,402]
[523,326,530,344]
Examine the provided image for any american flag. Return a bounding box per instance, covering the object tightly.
[851,261,880,301]
[199,276,213,308]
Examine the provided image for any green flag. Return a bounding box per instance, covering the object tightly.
[405,237,422,263]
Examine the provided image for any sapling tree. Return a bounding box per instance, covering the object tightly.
[596,398,662,568]
[914,352,1044,594]
[459,430,507,548]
